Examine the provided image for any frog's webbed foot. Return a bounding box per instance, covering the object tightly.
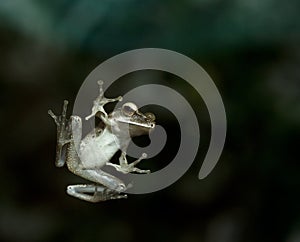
[67,184,127,202]
[48,100,72,167]
[107,152,150,174]
[85,80,122,121]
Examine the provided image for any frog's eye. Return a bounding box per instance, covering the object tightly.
[145,112,155,121]
[122,102,137,116]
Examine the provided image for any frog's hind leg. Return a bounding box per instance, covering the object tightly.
[48,100,71,167]
[67,184,127,202]
[68,168,129,202]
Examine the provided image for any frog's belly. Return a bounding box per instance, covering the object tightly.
[79,134,119,168]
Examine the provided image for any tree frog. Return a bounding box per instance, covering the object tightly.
[48,81,155,202]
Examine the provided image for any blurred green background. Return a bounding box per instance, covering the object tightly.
[0,0,300,241]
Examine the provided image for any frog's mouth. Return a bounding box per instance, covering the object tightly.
[117,111,156,137]
[128,122,155,137]
[124,120,155,129]
[118,119,155,135]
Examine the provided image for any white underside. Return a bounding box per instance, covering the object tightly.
[79,128,120,168]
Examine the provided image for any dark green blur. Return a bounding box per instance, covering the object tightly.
[0,0,300,241]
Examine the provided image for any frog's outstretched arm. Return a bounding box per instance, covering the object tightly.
[85,80,122,120]
[107,151,150,174]
[48,100,72,167]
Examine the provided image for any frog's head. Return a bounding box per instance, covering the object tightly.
[112,102,156,137]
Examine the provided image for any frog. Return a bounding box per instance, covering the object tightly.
[48,80,156,202]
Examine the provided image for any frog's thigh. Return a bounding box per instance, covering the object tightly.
[79,168,126,192]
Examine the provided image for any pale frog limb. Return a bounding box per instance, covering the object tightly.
[107,151,150,174]
[85,80,122,120]
[48,100,71,167]
[67,184,127,203]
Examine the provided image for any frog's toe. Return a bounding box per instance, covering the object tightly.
[132,167,151,174]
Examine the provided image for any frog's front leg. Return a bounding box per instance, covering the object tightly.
[107,151,150,174]
[48,100,72,167]
[85,80,122,120]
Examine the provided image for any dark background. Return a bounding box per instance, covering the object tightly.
[1,0,300,241]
